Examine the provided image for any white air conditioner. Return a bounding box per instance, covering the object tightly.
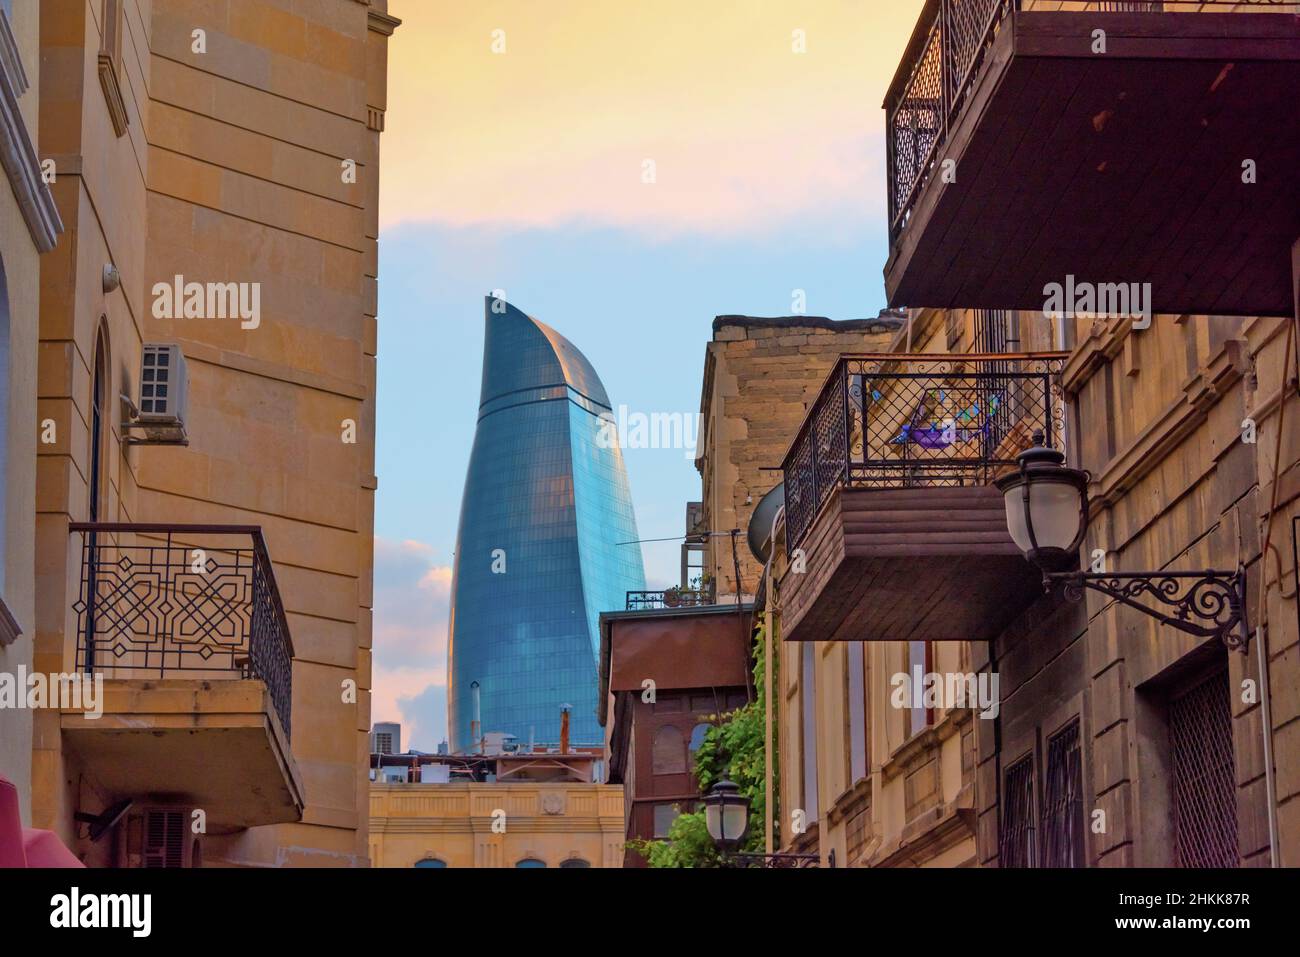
[123,343,189,445]
[138,806,201,868]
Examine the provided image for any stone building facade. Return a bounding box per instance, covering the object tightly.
[696,313,904,599]
[23,0,397,867]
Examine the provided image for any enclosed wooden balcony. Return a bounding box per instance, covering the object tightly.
[884,0,1300,315]
[778,354,1067,642]
[60,524,303,830]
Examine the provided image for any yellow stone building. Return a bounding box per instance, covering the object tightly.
[17,0,397,867]
[0,0,64,824]
[369,750,625,868]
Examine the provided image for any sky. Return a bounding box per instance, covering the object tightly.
[371,0,927,751]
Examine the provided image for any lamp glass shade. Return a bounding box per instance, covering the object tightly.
[1003,476,1083,556]
[703,781,749,847]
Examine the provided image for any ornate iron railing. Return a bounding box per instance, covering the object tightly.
[781,353,1068,549]
[626,588,716,611]
[886,0,1296,244]
[70,523,295,739]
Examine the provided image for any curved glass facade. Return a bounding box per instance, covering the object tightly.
[447,299,645,752]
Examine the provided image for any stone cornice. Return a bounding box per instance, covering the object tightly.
[0,11,61,252]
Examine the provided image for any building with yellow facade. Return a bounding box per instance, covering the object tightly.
[7,0,398,867]
[368,734,625,868]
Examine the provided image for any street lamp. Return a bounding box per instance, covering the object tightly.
[996,432,1249,652]
[702,779,749,851]
[702,779,826,867]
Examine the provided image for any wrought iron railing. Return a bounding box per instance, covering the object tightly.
[781,353,1068,549]
[70,523,295,739]
[626,588,716,611]
[886,0,1296,244]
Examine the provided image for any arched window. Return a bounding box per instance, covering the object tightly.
[559,858,590,868]
[515,858,546,868]
[688,723,710,764]
[414,858,447,869]
[652,724,685,775]
[89,321,110,522]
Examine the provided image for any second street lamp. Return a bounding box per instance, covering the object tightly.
[996,432,1249,652]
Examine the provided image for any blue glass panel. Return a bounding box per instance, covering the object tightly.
[447,300,645,752]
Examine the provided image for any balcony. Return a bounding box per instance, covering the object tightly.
[884,0,1300,315]
[779,353,1067,642]
[625,587,716,610]
[61,524,303,830]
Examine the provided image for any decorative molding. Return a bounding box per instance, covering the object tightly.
[97,53,129,137]
[0,10,29,97]
[368,10,402,37]
[0,594,20,647]
[0,25,62,252]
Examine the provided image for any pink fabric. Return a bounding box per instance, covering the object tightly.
[1,774,82,868]
[23,828,84,868]
[0,776,26,867]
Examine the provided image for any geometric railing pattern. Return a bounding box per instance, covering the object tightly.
[781,353,1068,549]
[70,523,295,739]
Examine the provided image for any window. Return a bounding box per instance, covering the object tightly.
[1041,720,1085,868]
[800,642,819,823]
[414,858,446,869]
[906,641,932,737]
[97,0,129,136]
[559,858,590,868]
[999,755,1036,868]
[688,723,709,765]
[515,858,546,868]
[374,732,393,755]
[89,323,109,522]
[652,724,685,775]
[846,643,867,783]
[652,804,680,838]
[1170,668,1237,868]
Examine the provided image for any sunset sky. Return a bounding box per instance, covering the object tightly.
[371,0,926,750]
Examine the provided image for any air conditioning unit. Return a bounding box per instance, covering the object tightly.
[137,806,201,868]
[123,343,189,445]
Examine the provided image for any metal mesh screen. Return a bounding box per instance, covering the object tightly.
[999,755,1036,868]
[1170,668,1238,868]
[1041,720,1086,867]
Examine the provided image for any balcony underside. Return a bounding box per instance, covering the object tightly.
[780,486,1042,642]
[885,12,1300,315]
[60,679,304,832]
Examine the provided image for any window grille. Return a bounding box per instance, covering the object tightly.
[1170,668,1238,868]
[999,754,1036,868]
[1041,720,1086,867]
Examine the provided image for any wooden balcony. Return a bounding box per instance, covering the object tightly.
[61,524,303,830]
[778,354,1066,642]
[884,0,1300,315]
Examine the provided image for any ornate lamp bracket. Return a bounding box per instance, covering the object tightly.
[1044,567,1250,653]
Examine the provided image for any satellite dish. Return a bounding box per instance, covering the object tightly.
[747,484,785,564]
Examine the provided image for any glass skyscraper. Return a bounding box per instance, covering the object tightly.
[447,298,645,752]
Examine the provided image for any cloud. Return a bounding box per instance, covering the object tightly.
[371,536,452,750]
[381,0,925,236]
